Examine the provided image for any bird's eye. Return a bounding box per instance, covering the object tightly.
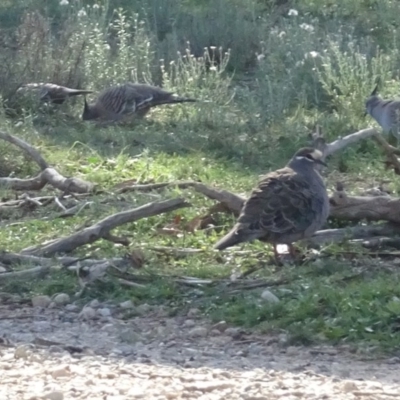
[305,154,314,161]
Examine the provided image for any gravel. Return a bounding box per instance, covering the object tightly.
[0,301,399,399]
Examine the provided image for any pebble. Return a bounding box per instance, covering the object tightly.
[14,344,34,359]
[42,391,64,400]
[89,299,100,308]
[65,304,79,312]
[98,307,112,317]
[79,306,97,320]
[51,365,71,378]
[260,289,280,303]
[341,380,358,392]
[136,303,151,315]
[188,326,208,337]
[225,327,241,338]
[187,308,200,317]
[119,300,134,309]
[53,293,70,306]
[32,295,52,308]
[184,319,196,328]
[212,321,228,332]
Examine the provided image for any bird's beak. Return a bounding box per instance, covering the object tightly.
[315,159,328,167]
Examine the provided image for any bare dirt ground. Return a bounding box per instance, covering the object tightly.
[1,301,400,400]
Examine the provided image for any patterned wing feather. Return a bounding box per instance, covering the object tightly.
[237,168,316,241]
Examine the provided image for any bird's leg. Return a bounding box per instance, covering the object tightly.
[388,132,399,148]
[272,245,284,267]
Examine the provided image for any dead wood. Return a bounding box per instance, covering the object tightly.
[0,265,52,281]
[306,223,400,246]
[311,127,380,160]
[0,131,94,193]
[0,251,127,268]
[24,197,190,256]
[116,180,246,215]
[329,185,400,223]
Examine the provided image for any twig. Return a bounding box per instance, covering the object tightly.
[306,223,400,246]
[0,130,48,170]
[329,185,400,223]
[24,198,190,256]
[0,251,127,268]
[312,127,379,159]
[0,131,94,193]
[0,265,51,281]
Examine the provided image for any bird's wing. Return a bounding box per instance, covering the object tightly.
[237,168,315,237]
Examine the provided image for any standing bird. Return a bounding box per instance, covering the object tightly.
[365,85,400,146]
[82,83,197,123]
[17,83,93,105]
[214,148,330,260]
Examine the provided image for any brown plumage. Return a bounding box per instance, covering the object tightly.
[214,148,329,259]
[17,83,93,105]
[82,83,197,122]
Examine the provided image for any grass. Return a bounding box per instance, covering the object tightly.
[1,0,400,355]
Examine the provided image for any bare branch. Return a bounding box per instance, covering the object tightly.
[0,265,51,281]
[306,223,400,246]
[117,181,246,215]
[24,198,190,256]
[330,187,400,223]
[0,130,48,170]
[312,127,380,159]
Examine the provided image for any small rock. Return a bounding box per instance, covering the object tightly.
[32,295,52,308]
[0,266,7,273]
[65,304,79,312]
[119,329,143,344]
[136,303,151,315]
[187,308,200,317]
[286,346,299,356]
[120,300,134,309]
[53,293,70,306]
[98,307,112,317]
[51,365,71,379]
[225,327,241,338]
[261,289,280,303]
[210,329,221,336]
[48,346,65,354]
[341,380,358,393]
[184,319,196,327]
[79,306,97,320]
[14,344,34,359]
[48,302,57,309]
[188,326,208,337]
[42,391,64,400]
[212,321,228,332]
[89,299,100,308]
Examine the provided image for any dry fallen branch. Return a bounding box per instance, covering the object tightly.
[116,180,245,215]
[329,186,400,223]
[24,197,190,256]
[0,265,51,281]
[306,223,400,246]
[0,251,126,268]
[312,127,380,159]
[0,130,94,193]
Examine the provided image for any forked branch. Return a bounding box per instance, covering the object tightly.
[0,130,94,193]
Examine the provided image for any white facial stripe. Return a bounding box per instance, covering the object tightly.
[295,156,313,162]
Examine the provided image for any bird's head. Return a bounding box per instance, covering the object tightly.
[290,147,327,168]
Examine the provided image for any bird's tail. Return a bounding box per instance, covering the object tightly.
[214,229,243,251]
[68,89,94,96]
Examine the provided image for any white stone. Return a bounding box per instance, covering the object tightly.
[261,289,280,303]
[53,293,70,306]
[32,295,52,308]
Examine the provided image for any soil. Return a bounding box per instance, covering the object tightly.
[0,302,400,400]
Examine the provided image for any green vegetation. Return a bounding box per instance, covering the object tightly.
[1,0,400,354]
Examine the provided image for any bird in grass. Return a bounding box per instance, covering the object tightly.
[81,83,197,123]
[214,147,330,261]
[365,84,400,146]
[17,83,93,105]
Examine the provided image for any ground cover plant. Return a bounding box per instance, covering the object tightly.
[1,0,400,354]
